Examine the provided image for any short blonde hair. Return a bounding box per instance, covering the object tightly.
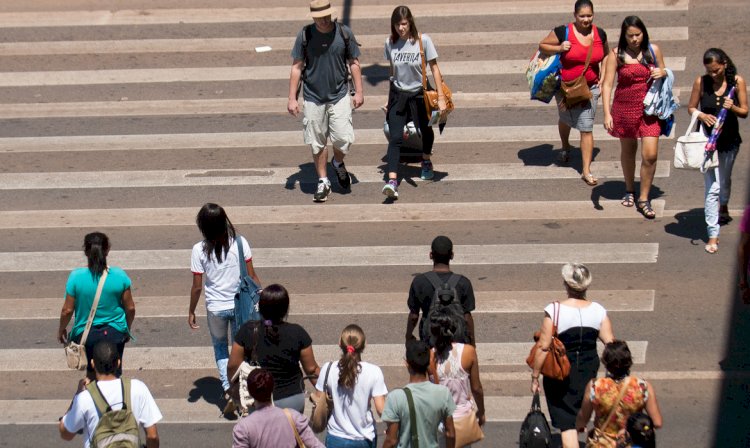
[561,263,592,292]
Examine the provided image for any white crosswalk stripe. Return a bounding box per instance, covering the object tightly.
[0,0,694,441]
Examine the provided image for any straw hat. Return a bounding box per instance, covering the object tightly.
[309,0,336,18]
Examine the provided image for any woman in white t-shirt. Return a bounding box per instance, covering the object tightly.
[188,203,261,396]
[382,5,448,199]
[315,324,388,448]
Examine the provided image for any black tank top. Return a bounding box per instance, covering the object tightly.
[700,75,742,150]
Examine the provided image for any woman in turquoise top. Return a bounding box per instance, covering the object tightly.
[58,232,135,378]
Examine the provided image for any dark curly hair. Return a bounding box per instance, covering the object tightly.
[602,340,633,379]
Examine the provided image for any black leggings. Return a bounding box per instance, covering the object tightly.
[385,95,434,175]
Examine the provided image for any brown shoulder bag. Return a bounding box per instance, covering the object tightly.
[418,34,454,120]
[560,27,595,109]
[526,301,571,381]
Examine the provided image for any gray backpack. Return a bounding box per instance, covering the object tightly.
[421,272,468,345]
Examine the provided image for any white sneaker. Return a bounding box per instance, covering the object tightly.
[313,180,331,202]
[382,180,399,199]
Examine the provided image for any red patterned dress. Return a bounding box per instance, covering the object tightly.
[609,62,661,138]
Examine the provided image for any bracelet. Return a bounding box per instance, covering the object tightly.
[531,374,539,380]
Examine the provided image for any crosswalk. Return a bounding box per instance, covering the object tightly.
[0,0,698,445]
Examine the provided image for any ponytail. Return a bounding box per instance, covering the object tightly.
[83,232,110,277]
[704,48,738,87]
[337,325,366,389]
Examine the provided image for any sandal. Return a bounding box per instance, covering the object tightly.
[581,173,598,186]
[704,243,719,254]
[636,200,656,219]
[621,192,635,207]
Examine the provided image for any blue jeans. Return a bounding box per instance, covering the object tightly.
[206,308,238,391]
[704,145,739,238]
[325,433,377,448]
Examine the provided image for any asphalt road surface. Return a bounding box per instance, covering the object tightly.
[0,0,748,447]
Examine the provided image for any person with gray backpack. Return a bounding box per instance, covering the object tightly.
[406,236,476,347]
[59,341,162,448]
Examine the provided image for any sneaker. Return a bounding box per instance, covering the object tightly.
[313,180,331,202]
[420,160,434,180]
[382,180,399,199]
[331,160,351,189]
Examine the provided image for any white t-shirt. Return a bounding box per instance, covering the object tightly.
[62,378,162,448]
[190,236,252,312]
[315,361,388,441]
[544,301,607,333]
[384,33,438,93]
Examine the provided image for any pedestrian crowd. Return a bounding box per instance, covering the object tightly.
[54,0,749,447]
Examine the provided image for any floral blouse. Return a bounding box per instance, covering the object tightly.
[590,376,649,436]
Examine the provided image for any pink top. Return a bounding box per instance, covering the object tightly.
[434,343,474,418]
[740,205,750,233]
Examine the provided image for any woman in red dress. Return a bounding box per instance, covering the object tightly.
[601,16,666,219]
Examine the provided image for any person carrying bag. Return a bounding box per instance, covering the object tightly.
[585,378,630,448]
[64,270,109,370]
[560,42,594,109]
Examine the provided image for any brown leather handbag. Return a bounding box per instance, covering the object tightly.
[560,37,594,109]
[418,34,454,120]
[526,301,571,381]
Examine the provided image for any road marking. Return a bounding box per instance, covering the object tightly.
[0,342,648,372]
[0,28,688,56]
[0,290,655,319]
[0,162,671,189]
[0,201,667,229]
[0,126,677,154]
[0,58,686,87]
[0,244,659,272]
[0,1,690,28]
[0,90,684,118]
[0,396,548,424]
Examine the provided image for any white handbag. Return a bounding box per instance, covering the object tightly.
[673,110,718,171]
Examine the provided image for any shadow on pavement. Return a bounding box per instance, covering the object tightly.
[664,208,708,244]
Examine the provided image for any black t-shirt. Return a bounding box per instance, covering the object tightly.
[408,271,476,337]
[234,321,313,400]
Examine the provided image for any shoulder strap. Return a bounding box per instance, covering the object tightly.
[336,21,351,61]
[403,387,419,448]
[250,321,260,364]
[121,378,132,411]
[552,301,561,337]
[236,235,248,279]
[598,377,630,431]
[283,408,306,448]
[80,269,109,346]
[87,380,111,415]
[649,44,657,67]
[582,35,594,73]
[322,361,333,395]
[446,274,461,289]
[424,271,444,291]
[418,34,428,91]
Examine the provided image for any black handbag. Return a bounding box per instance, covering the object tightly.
[519,392,552,448]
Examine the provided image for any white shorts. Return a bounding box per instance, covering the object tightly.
[302,95,355,155]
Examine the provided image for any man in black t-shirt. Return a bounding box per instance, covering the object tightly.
[405,236,476,345]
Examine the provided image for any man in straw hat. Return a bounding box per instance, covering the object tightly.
[288,0,364,203]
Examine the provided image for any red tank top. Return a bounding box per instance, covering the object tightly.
[560,23,605,85]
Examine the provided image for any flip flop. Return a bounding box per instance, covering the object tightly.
[581,173,598,186]
[705,243,719,254]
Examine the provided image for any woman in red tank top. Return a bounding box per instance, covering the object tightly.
[539,0,609,186]
[601,16,667,220]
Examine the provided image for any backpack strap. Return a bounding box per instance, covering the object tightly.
[87,378,131,415]
[402,386,419,448]
[424,271,444,291]
[446,273,461,290]
[87,380,111,415]
[236,236,248,280]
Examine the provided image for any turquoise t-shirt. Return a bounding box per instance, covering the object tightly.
[382,381,456,448]
[66,267,131,339]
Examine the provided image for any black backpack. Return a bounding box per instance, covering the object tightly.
[519,393,552,448]
[421,271,468,345]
